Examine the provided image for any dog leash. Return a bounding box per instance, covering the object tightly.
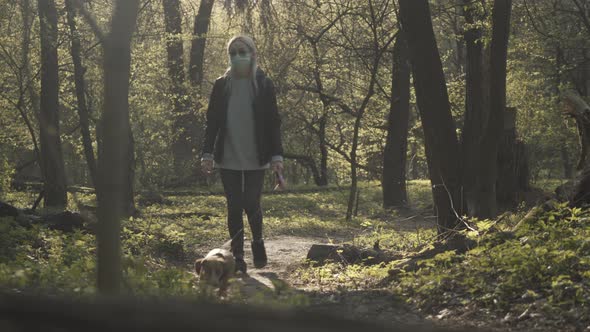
[220,226,244,249]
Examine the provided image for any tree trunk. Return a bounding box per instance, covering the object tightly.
[38,0,67,209]
[318,115,329,186]
[346,115,362,221]
[189,0,215,87]
[497,107,529,208]
[96,0,140,295]
[17,0,42,175]
[382,33,411,208]
[163,0,195,180]
[409,141,419,180]
[562,91,590,206]
[283,153,323,186]
[562,146,573,179]
[65,0,98,188]
[461,0,490,218]
[399,0,462,233]
[481,0,512,216]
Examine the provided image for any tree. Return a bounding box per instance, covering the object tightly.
[482,0,512,215]
[382,32,411,208]
[65,0,97,187]
[38,0,67,209]
[460,0,488,217]
[163,0,195,179]
[398,0,463,233]
[189,0,215,88]
[94,0,140,294]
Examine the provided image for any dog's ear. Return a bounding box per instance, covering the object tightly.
[194,258,204,274]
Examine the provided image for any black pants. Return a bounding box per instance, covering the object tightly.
[219,168,265,257]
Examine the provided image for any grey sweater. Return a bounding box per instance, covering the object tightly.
[217,78,269,170]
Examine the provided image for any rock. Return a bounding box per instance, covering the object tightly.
[436,308,453,320]
[307,244,340,264]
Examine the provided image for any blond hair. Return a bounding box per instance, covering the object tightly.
[224,34,259,94]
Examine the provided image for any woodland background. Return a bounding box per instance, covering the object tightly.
[1,0,590,331]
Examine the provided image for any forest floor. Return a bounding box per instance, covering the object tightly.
[183,179,581,332]
[191,216,540,332]
[2,179,584,332]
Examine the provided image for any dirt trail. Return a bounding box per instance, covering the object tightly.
[224,233,431,329]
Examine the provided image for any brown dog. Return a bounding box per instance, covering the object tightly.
[194,248,235,294]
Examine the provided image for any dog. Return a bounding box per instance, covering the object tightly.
[194,248,235,294]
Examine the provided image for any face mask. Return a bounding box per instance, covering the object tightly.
[230,52,251,76]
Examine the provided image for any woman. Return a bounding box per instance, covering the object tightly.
[200,35,284,274]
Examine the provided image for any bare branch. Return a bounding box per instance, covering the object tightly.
[72,0,106,44]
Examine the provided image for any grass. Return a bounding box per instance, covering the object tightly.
[0,180,436,301]
[5,177,581,330]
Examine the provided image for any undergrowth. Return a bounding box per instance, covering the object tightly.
[4,180,583,330]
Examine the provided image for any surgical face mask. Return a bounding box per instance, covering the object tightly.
[230,51,252,76]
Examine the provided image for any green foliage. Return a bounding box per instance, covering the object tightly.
[394,202,590,327]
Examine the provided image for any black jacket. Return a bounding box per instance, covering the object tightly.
[201,68,283,166]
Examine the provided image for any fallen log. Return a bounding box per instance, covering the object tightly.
[306,242,401,266]
[0,201,90,233]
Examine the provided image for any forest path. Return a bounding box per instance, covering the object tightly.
[233,234,429,328]
[188,209,451,330]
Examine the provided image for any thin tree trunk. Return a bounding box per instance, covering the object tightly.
[65,0,98,188]
[482,0,512,216]
[347,115,362,220]
[96,0,140,295]
[163,0,194,179]
[409,141,419,180]
[18,0,42,172]
[399,0,462,233]
[189,0,214,87]
[562,146,573,179]
[382,33,411,208]
[318,115,329,186]
[345,0,386,222]
[563,90,590,207]
[282,153,323,186]
[38,0,67,209]
[461,0,490,218]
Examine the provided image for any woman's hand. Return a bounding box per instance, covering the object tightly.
[201,159,214,175]
[271,160,284,174]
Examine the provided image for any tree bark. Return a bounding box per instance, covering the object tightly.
[318,115,329,186]
[65,0,98,188]
[189,0,215,87]
[496,107,529,208]
[17,0,42,177]
[382,33,411,208]
[163,0,195,179]
[409,141,419,180]
[399,0,463,233]
[481,0,512,216]
[38,0,67,209]
[461,0,490,218]
[96,0,140,295]
[283,153,323,186]
[562,145,573,179]
[563,90,590,207]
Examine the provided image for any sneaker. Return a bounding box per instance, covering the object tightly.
[251,240,268,269]
[234,256,247,274]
